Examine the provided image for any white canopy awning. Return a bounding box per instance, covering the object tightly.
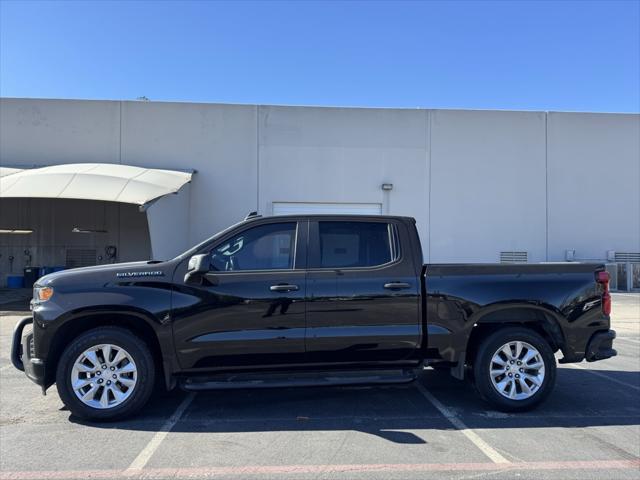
[0,167,24,178]
[0,163,193,206]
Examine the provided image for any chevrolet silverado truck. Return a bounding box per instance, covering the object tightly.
[12,214,616,420]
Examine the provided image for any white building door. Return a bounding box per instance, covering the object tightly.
[272,202,382,216]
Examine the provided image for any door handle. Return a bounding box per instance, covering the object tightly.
[270,284,299,292]
[383,282,411,290]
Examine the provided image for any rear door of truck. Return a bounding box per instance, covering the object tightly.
[304,217,422,365]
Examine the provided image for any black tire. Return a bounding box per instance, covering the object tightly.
[473,326,556,412]
[56,327,155,421]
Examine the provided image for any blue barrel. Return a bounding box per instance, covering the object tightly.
[7,276,25,288]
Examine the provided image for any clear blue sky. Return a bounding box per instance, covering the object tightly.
[1,0,638,112]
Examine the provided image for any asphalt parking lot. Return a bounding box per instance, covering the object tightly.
[0,293,638,480]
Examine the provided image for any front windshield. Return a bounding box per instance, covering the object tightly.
[174,218,249,261]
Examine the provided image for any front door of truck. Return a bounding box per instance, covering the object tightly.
[305,219,421,365]
[172,220,308,370]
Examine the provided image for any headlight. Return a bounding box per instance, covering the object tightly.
[34,286,54,302]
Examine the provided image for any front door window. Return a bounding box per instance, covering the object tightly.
[210,222,296,271]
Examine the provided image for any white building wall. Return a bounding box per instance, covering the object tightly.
[547,112,640,261]
[429,110,548,263]
[257,105,429,254]
[145,184,191,259]
[119,101,258,247]
[0,98,120,166]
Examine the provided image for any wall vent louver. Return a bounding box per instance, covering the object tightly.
[500,251,528,263]
[614,252,640,262]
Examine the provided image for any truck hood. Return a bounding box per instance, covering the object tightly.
[36,260,175,287]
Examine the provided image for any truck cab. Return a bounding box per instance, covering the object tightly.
[172,215,423,371]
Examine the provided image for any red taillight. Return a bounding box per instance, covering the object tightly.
[597,271,610,284]
[596,271,611,316]
[602,291,611,316]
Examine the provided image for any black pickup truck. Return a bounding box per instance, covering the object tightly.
[12,214,616,420]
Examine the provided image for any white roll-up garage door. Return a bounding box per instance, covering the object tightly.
[272,202,382,216]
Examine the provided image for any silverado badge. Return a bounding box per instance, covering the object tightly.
[116,271,164,278]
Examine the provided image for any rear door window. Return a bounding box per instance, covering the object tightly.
[314,221,398,269]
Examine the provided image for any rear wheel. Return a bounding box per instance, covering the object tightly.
[473,327,556,412]
[56,327,155,421]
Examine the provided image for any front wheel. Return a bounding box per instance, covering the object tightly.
[56,327,155,421]
[473,327,556,412]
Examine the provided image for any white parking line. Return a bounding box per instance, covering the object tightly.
[124,392,196,474]
[564,363,640,392]
[415,383,510,465]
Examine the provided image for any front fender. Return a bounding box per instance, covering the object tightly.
[37,306,178,391]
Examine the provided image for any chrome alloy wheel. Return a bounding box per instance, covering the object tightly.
[489,341,545,400]
[71,344,138,409]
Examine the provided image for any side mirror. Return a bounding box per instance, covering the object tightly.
[184,254,209,283]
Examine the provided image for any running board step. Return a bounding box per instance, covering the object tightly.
[179,369,416,391]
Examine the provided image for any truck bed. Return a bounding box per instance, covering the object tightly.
[422,262,608,372]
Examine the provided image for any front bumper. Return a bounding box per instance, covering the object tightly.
[11,317,46,388]
[585,329,617,362]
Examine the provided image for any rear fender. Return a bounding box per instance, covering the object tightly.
[430,303,566,380]
[470,303,566,352]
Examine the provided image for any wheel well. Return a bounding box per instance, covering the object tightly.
[45,313,165,389]
[465,310,563,367]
